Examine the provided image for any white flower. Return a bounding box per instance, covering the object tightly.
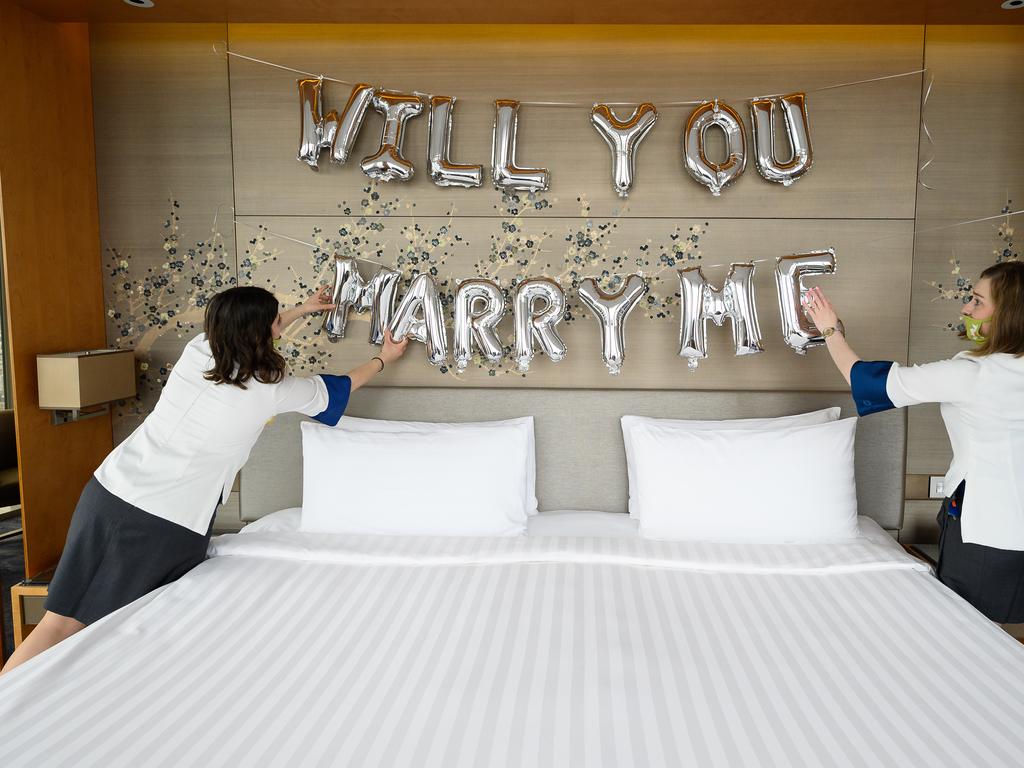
[139,362,149,371]
[119,260,129,269]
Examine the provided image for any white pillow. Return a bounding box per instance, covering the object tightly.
[335,415,538,516]
[300,421,529,537]
[239,507,301,534]
[632,417,858,543]
[622,408,841,519]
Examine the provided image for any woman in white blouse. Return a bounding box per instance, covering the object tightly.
[804,260,1024,622]
[1,285,408,675]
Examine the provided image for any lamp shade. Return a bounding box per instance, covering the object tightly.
[37,349,137,409]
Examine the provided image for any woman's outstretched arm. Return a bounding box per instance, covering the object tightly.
[278,284,336,331]
[347,330,409,392]
[290,330,409,426]
[803,286,860,385]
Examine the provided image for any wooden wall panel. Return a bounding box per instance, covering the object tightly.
[224,24,921,395]
[90,23,240,528]
[906,26,1024,476]
[0,1,111,576]
[228,25,924,220]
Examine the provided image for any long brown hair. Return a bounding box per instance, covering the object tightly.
[964,260,1024,357]
[203,286,287,388]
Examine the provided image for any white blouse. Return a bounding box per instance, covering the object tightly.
[94,334,350,534]
[852,351,1024,550]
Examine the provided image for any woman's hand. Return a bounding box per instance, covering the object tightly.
[298,284,337,316]
[803,286,860,385]
[802,286,840,332]
[346,329,410,392]
[378,329,410,365]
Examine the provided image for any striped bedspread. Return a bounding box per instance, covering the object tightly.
[2,528,1023,767]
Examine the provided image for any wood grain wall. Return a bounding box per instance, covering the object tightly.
[90,22,239,522]
[88,23,1023,533]
[227,25,920,392]
[0,0,111,576]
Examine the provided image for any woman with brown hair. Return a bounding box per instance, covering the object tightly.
[804,260,1024,622]
[2,285,408,675]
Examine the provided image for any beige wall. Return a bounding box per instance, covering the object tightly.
[89,24,1023,533]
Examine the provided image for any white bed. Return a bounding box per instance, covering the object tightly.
[2,513,1023,767]
[2,388,1023,767]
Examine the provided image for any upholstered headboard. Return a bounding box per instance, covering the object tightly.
[239,388,906,530]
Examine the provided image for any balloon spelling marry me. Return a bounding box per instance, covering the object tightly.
[320,249,839,374]
[297,78,813,196]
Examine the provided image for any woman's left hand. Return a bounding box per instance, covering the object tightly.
[379,329,410,364]
[803,286,840,332]
[299,284,337,316]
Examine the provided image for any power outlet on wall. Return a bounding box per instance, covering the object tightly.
[929,476,946,499]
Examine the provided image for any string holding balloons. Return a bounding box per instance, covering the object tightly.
[297,76,815,197]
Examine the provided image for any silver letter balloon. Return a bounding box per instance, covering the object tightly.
[590,103,658,198]
[492,100,550,193]
[330,83,378,165]
[388,273,449,366]
[453,278,506,372]
[297,77,339,170]
[361,90,424,182]
[683,100,747,196]
[428,96,483,188]
[677,263,764,371]
[774,249,839,354]
[513,278,567,372]
[577,274,649,374]
[749,93,813,186]
[321,255,402,345]
[297,78,376,170]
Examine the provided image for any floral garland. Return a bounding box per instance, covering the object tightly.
[105,186,710,431]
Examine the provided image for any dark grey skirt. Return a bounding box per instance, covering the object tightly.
[936,481,1024,623]
[45,476,215,625]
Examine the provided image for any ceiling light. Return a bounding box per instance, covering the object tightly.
[1002,0,1023,9]
[123,0,155,7]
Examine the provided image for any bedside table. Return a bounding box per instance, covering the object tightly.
[11,572,52,648]
[902,544,1024,644]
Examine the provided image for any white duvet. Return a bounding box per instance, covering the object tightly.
[1,516,1023,768]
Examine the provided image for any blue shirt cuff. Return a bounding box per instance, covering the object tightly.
[850,360,896,416]
[312,374,351,427]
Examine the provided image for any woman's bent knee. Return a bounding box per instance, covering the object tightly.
[40,611,86,640]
